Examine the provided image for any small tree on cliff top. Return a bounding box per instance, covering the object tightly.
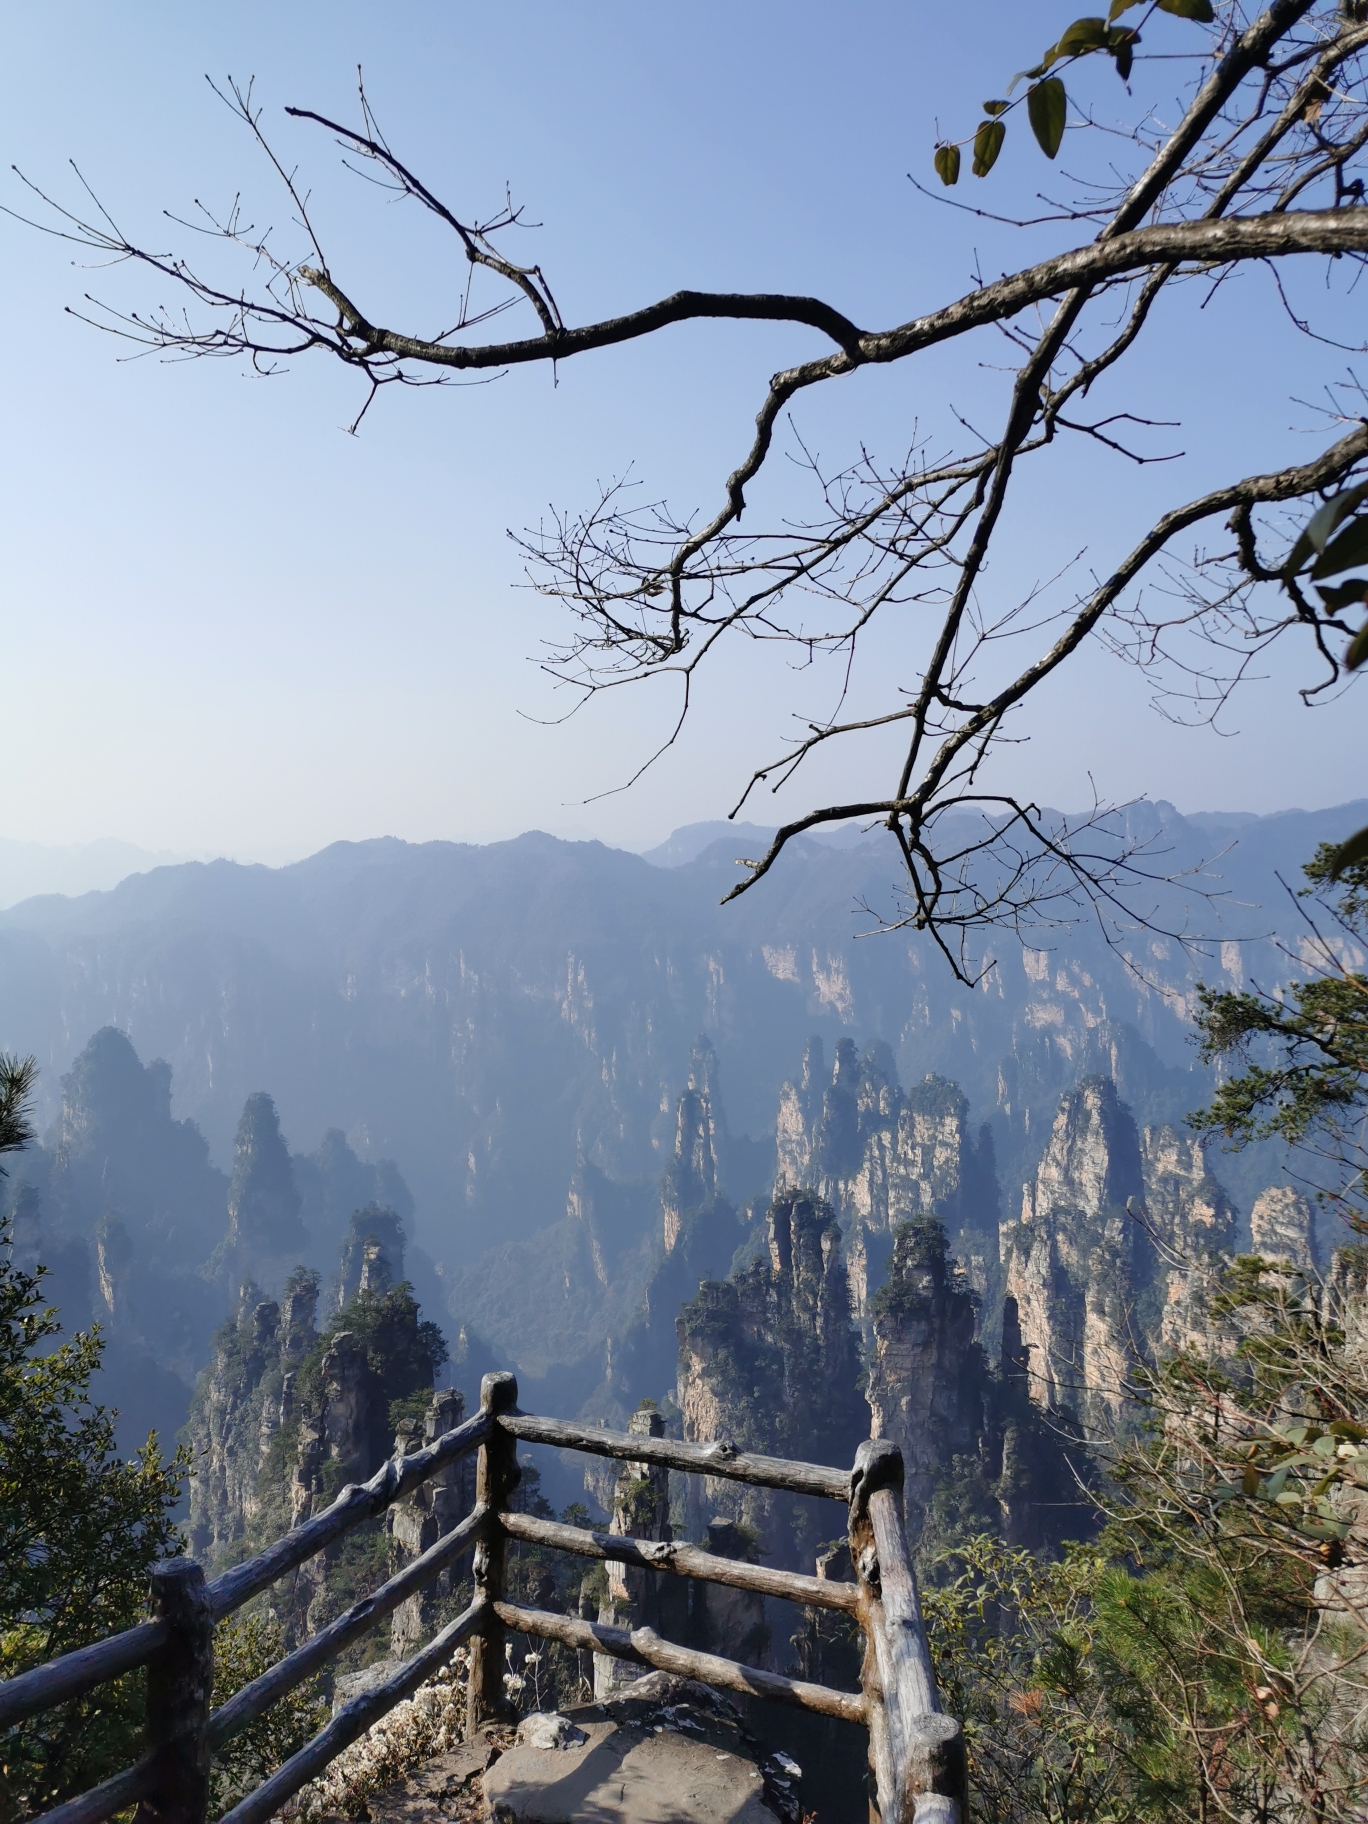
[16,1,1368,973]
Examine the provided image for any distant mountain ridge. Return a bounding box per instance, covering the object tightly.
[0,800,1361,1304]
[637,819,882,868]
[0,836,186,908]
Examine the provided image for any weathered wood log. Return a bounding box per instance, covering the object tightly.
[215,1596,486,1824]
[849,1441,965,1824]
[492,1598,867,1724]
[133,1559,214,1824]
[500,1412,850,1501]
[467,1373,520,1735]
[8,1393,843,1744]
[29,1755,158,1824]
[499,1508,861,1614]
[208,1502,489,1750]
[205,1408,491,1620]
[0,1620,168,1734]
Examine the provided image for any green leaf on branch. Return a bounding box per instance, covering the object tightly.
[1327,824,1368,880]
[1306,485,1368,551]
[1109,24,1138,79]
[1058,17,1110,54]
[973,118,1006,177]
[1347,620,1368,671]
[969,0,1221,177]
[1050,17,1111,62]
[934,142,962,186]
[1312,514,1368,579]
[1007,63,1049,95]
[1302,1516,1352,1541]
[1284,483,1368,574]
[1028,78,1068,157]
[1314,579,1368,617]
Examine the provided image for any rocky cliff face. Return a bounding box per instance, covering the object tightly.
[45,1026,229,1266]
[858,1220,1091,1550]
[661,1088,718,1256]
[185,1217,449,1618]
[864,1220,986,1514]
[186,1269,320,1563]
[294,1128,416,1266]
[775,1038,1000,1315]
[1002,1076,1237,1426]
[0,1025,423,1456]
[338,1204,407,1308]
[1324,1245,1368,1362]
[386,1386,472,1656]
[210,1092,310,1292]
[1250,1186,1319,1271]
[675,1191,865,1567]
[446,1039,760,1396]
[673,1186,1089,1566]
[11,1026,230,1400]
[591,1406,689,1696]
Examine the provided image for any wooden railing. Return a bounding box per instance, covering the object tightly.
[0,1372,966,1824]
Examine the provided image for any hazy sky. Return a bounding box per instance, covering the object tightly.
[2,3,1365,863]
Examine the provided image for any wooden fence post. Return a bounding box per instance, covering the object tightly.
[849,1440,965,1824]
[466,1371,520,1737]
[135,1557,213,1824]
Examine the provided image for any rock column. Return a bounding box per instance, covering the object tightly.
[387,1387,470,1656]
[594,1407,686,1697]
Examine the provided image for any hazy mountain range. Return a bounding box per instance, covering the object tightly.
[0,799,1362,1447]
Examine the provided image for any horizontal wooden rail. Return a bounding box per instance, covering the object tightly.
[500,1509,861,1614]
[206,1408,491,1620]
[0,1620,168,1734]
[217,1595,487,1824]
[30,1752,157,1824]
[12,1399,970,1824]
[500,1413,851,1502]
[209,1502,489,1750]
[494,1599,867,1724]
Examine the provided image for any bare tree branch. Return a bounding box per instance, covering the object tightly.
[15,0,1368,975]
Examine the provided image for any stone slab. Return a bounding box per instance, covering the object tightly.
[482,1715,779,1824]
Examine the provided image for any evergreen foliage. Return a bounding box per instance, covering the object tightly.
[925,1251,1368,1822]
[870,1218,966,1323]
[301,1279,448,1450]
[1193,847,1368,1235]
[208,1612,328,1812]
[337,1203,407,1306]
[0,1218,187,1813]
[0,1056,36,1156]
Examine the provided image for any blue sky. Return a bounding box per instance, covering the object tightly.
[1,2,1364,862]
